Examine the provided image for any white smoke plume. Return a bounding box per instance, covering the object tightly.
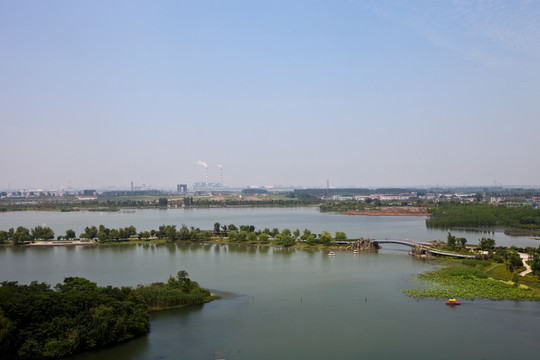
[196,160,208,168]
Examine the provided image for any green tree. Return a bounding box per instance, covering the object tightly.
[247,232,257,244]
[319,231,333,246]
[97,226,111,242]
[81,226,98,239]
[479,237,496,251]
[177,225,191,241]
[258,233,269,244]
[138,231,151,240]
[165,225,177,241]
[301,229,312,241]
[12,226,32,245]
[511,272,520,285]
[65,229,76,240]
[236,231,248,242]
[31,226,55,240]
[531,254,540,277]
[109,229,120,241]
[447,233,457,251]
[507,252,523,271]
[458,237,467,250]
[275,233,295,247]
[213,222,221,235]
[335,231,347,241]
[0,231,9,243]
[0,307,16,356]
[125,226,137,237]
[293,229,300,239]
[201,230,211,241]
[98,231,110,242]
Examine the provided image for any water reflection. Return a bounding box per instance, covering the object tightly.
[166,244,177,255]
[272,247,295,256]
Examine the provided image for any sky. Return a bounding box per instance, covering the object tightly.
[1,0,539,190]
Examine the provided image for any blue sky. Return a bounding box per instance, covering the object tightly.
[1,0,539,190]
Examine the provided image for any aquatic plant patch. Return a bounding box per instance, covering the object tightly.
[403,265,540,301]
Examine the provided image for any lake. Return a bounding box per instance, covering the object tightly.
[1,208,539,359]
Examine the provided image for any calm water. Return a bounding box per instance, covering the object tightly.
[1,209,539,359]
[0,244,538,360]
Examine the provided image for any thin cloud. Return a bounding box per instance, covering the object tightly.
[363,0,540,67]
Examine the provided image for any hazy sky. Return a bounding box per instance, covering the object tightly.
[1,0,539,190]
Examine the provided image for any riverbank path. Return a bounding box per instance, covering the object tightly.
[519,253,533,276]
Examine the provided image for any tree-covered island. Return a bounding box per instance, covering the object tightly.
[0,271,216,359]
[426,203,540,236]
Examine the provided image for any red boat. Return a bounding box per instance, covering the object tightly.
[446,298,461,305]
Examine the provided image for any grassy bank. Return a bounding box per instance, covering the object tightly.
[403,260,540,301]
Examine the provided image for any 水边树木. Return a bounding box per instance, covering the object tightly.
[0,271,216,359]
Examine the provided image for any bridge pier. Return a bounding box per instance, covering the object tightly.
[409,244,432,258]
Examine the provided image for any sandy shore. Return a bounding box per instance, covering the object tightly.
[26,240,97,246]
[342,208,431,217]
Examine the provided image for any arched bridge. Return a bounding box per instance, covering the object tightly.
[336,239,475,259]
[371,239,432,247]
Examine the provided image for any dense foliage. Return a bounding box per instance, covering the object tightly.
[0,278,149,359]
[426,203,540,229]
[0,271,217,359]
[133,271,216,311]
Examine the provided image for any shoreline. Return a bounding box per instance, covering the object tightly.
[25,240,98,246]
[341,210,431,217]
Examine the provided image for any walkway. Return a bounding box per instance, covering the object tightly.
[337,239,476,259]
[519,253,533,276]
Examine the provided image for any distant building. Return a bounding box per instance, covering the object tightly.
[77,196,97,201]
[177,184,188,194]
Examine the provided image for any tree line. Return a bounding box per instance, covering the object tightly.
[211,222,346,247]
[426,203,540,229]
[1,223,350,248]
[319,199,431,212]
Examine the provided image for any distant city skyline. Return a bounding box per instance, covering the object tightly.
[2,1,539,190]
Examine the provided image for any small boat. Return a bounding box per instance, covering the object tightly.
[328,251,335,256]
[446,298,461,305]
[353,250,359,254]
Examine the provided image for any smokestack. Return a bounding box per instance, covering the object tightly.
[196,161,209,189]
[218,165,223,186]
